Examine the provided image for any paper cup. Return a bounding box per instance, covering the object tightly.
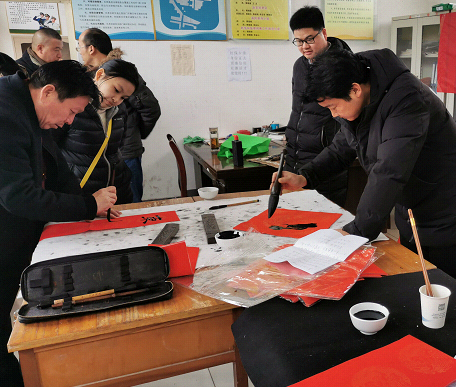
[419,284,451,329]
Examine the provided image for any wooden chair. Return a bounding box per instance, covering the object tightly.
[167,134,187,197]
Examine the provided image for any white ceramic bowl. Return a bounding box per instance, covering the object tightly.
[215,230,245,249]
[198,187,219,200]
[349,302,389,335]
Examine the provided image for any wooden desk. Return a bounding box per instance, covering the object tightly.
[8,197,248,387]
[184,140,285,193]
[8,191,432,387]
[185,142,368,215]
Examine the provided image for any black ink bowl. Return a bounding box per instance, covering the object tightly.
[215,230,245,249]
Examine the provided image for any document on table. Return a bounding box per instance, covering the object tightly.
[264,229,368,274]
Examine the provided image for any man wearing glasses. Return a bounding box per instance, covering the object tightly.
[284,6,351,208]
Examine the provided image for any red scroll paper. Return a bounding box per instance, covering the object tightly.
[438,12,456,93]
[289,335,456,387]
[234,209,342,238]
[40,211,179,241]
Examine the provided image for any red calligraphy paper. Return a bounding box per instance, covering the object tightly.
[289,335,456,387]
[280,262,387,307]
[234,209,342,238]
[39,212,180,240]
[283,247,377,300]
[438,13,456,93]
[150,241,199,278]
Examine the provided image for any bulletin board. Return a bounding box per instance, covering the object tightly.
[231,0,289,40]
[6,1,61,34]
[152,0,227,41]
[72,0,155,40]
[324,0,374,40]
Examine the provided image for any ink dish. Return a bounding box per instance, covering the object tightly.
[349,302,389,335]
[215,230,244,249]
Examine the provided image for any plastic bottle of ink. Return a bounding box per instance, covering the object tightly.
[232,135,244,167]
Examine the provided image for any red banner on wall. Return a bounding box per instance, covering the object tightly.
[437,12,456,93]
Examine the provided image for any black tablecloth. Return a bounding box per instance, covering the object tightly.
[231,269,456,387]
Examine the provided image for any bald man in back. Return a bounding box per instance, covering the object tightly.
[16,28,63,77]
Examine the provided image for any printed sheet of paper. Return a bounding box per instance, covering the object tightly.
[227,48,251,81]
[264,229,368,274]
[171,44,195,76]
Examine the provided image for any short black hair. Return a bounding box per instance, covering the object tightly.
[99,59,139,91]
[29,60,101,109]
[306,49,370,102]
[82,28,112,56]
[34,27,62,41]
[289,6,325,32]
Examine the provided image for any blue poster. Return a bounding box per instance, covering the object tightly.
[153,0,227,41]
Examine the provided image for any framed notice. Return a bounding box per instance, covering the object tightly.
[153,0,227,41]
[324,0,374,40]
[231,0,288,40]
[72,0,155,40]
[6,2,61,33]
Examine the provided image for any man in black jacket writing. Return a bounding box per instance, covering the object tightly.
[0,61,117,385]
[274,48,456,277]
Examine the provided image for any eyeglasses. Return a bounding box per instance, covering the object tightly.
[76,45,87,52]
[292,29,323,46]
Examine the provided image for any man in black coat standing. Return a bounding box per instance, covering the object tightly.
[284,6,351,208]
[0,60,117,386]
[275,49,456,278]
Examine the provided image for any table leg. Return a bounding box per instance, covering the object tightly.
[232,308,249,387]
[233,344,249,387]
[20,349,42,387]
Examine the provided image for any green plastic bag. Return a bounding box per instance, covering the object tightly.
[217,134,271,159]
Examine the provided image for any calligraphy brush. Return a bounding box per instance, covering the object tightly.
[209,199,259,210]
[268,149,287,218]
[107,164,116,222]
[408,209,433,297]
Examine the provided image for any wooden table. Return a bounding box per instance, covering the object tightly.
[8,192,433,387]
[8,196,248,387]
[184,142,368,215]
[184,140,285,194]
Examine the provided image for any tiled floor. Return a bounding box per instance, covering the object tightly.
[134,364,254,387]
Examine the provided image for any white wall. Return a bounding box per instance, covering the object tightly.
[0,0,437,200]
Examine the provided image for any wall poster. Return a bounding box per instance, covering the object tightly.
[231,0,288,40]
[71,0,155,40]
[153,0,227,41]
[6,2,61,33]
[324,0,374,40]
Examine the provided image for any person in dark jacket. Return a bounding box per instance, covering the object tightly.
[0,52,26,77]
[16,28,62,77]
[53,59,140,204]
[284,6,350,208]
[77,28,161,202]
[0,60,117,386]
[274,48,456,277]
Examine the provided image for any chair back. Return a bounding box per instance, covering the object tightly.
[167,134,187,197]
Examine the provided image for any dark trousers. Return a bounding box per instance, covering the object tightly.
[0,218,42,387]
[124,156,143,203]
[400,235,456,278]
[0,260,26,387]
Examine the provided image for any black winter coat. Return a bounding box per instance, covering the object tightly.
[52,104,133,204]
[300,49,456,246]
[285,37,351,208]
[120,74,161,159]
[0,73,98,308]
[16,49,39,78]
